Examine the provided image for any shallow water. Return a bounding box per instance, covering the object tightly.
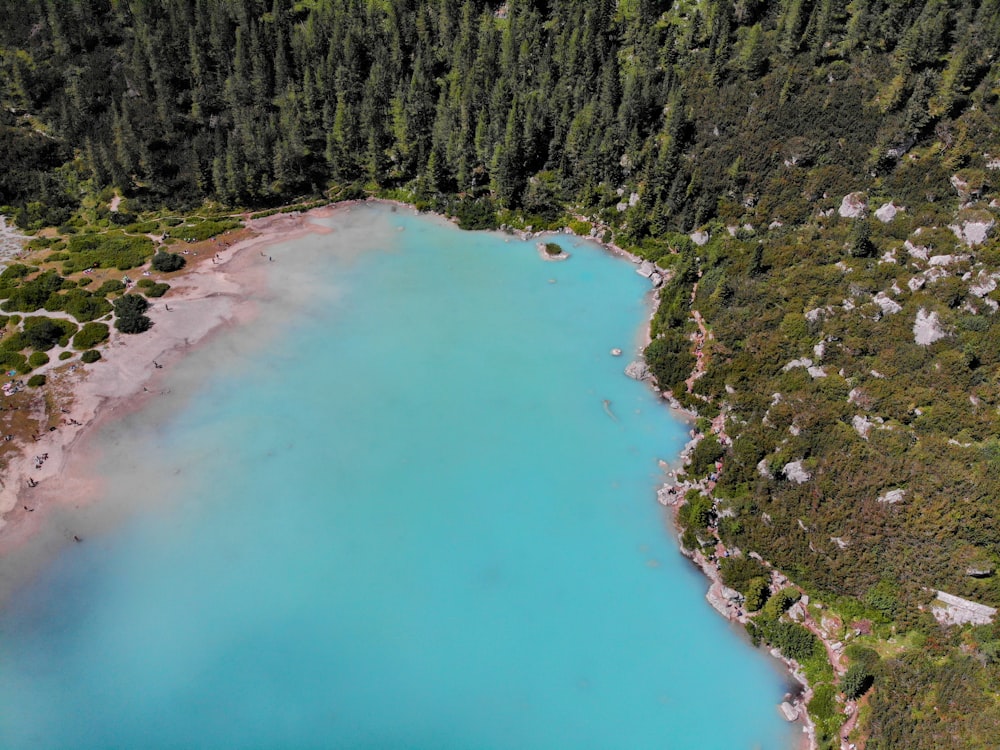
[0,205,796,749]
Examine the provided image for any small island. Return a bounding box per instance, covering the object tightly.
[537,241,569,261]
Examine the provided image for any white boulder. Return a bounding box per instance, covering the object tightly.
[782,461,811,484]
[839,192,867,218]
[875,202,902,223]
[914,308,947,346]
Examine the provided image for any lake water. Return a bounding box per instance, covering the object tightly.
[0,204,796,749]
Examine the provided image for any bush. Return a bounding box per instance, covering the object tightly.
[27,374,46,387]
[22,316,76,350]
[761,619,821,662]
[688,434,726,477]
[176,219,239,242]
[58,350,73,360]
[678,493,715,531]
[2,270,65,312]
[447,196,499,230]
[23,319,65,351]
[720,556,770,594]
[81,349,102,364]
[73,322,110,350]
[113,294,151,334]
[761,588,801,621]
[95,279,126,296]
[63,234,153,272]
[143,282,170,298]
[841,663,874,700]
[151,251,185,273]
[745,576,771,611]
[28,351,49,368]
[645,331,695,391]
[0,351,28,373]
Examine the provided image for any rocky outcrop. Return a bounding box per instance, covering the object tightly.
[904,239,930,261]
[875,202,902,223]
[838,192,867,218]
[877,489,905,504]
[782,460,811,484]
[914,308,947,346]
[933,591,997,626]
[690,230,710,246]
[625,360,651,381]
[873,292,902,316]
[949,213,996,247]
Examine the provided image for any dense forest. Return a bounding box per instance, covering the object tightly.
[3,0,1000,747]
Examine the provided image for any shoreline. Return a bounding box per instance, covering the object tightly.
[0,198,818,748]
[0,205,346,560]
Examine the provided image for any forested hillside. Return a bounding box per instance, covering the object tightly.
[3,1,1000,747]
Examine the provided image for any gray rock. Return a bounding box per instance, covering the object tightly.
[873,291,902,315]
[782,460,811,484]
[624,360,651,381]
[950,217,996,247]
[877,489,906,504]
[839,192,867,218]
[690,230,710,246]
[914,308,947,346]
[875,202,901,223]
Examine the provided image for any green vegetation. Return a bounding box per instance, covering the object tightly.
[81,349,101,364]
[112,294,151,334]
[3,0,1000,745]
[174,220,239,242]
[58,350,73,361]
[72,322,109,350]
[26,374,46,387]
[150,251,185,273]
[27,351,49,368]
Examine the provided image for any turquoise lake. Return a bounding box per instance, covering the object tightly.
[0,204,796,749]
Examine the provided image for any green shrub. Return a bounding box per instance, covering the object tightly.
[447,196,499,230]
[761,620,821,662]
[0,351,27,372]
[113,294,151,334]
[688,434,726,477]
[175,219,239,242]
[81,349,102,364]
[720,556,770,594]
[22,319,66,351]
[27,374,46,387]
[151,251,185,273]
[645,331,695,391]
[28,351,49,368]
[61,291,113,322]
[761,588,801,621]
[2,270,65,312]
[143,282,170,298]
[678,493,715,532]
[745,576,771,611]
[63,234,154,272]
[842,663,874,699]
[58,350,73,360]
[73,322,110,350]
[95,279,126,296]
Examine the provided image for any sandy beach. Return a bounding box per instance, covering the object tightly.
[0,205,343,557]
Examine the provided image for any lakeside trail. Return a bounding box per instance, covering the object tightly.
[0,206,342,557]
